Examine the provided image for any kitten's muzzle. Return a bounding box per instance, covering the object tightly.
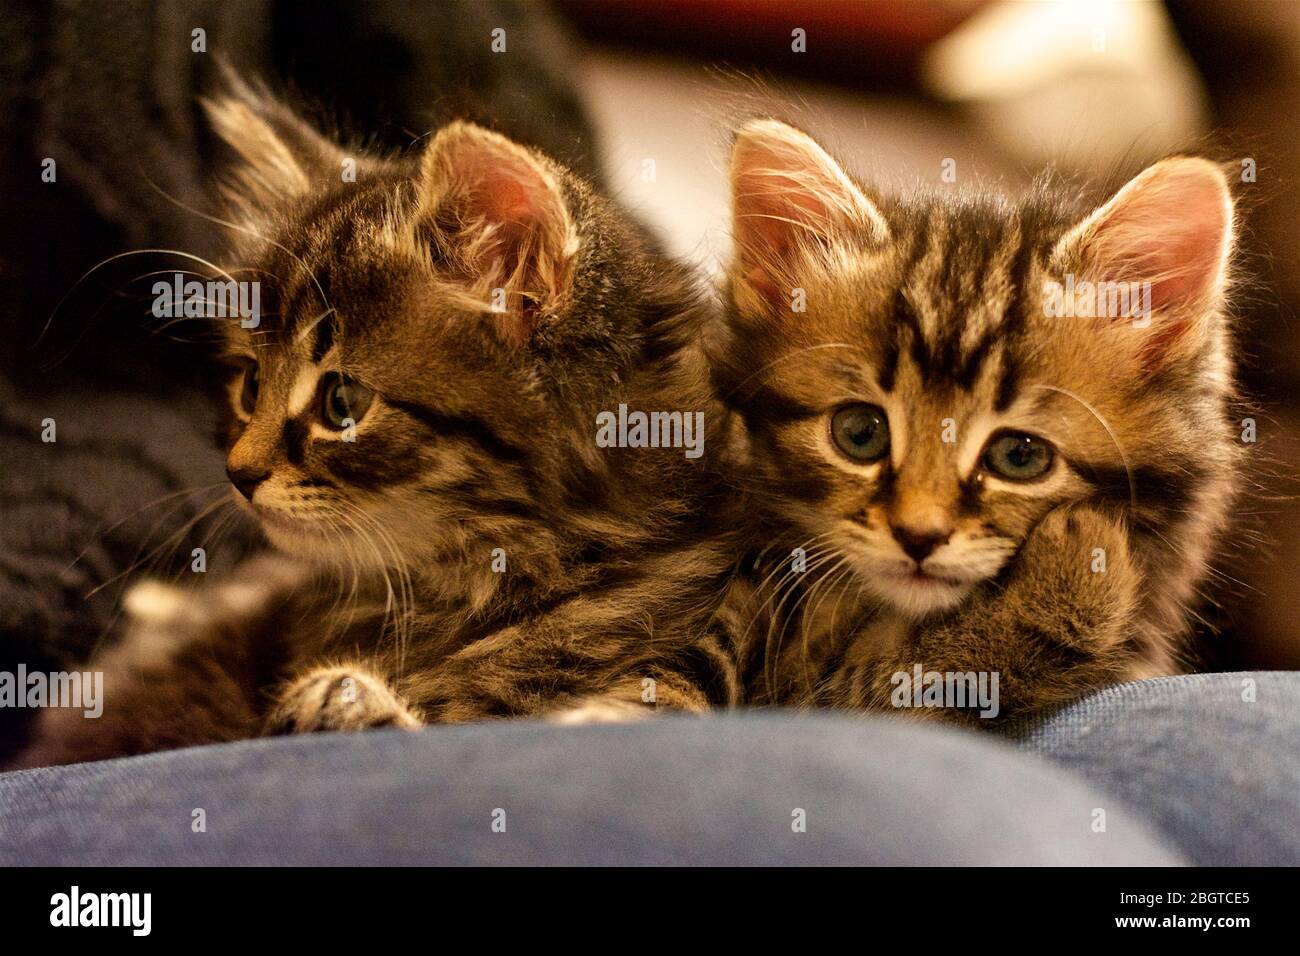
[227,463,271,501]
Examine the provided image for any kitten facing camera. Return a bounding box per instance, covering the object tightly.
[714,120,1241,721]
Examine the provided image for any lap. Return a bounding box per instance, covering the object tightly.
[0,712,1180,866]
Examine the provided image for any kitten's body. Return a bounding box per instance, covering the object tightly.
[714,121,1241,723]
[13,99,1247,766]
[15,84,742,768]
[208,114,739,725]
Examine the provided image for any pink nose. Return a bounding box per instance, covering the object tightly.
[891,526,950,563]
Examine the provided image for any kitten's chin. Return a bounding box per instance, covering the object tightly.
[258,519,333,558]
[866,571,974,619]
[254,507,437,570]
[260,522,388,572]
[249,506,350,561]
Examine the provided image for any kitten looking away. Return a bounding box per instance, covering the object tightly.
[14,78,741,767]
[714,120,1241,721]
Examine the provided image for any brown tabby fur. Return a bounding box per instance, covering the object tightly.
[712,120,1243,724]
[14,79,743,768]
[13,100,1247,765]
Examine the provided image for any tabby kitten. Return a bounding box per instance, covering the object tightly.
[713,120,1240,723]
[16,82,741,767]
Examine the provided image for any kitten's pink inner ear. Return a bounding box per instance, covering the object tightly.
[459,170,550,289]
[733,144,836,264]
[420,122,577,334]
[1073,159,1233,315]
[729,120,887,310]
[455,152,551,234]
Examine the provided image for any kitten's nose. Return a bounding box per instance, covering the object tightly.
[227,463,271,501]
[892,525,950,563]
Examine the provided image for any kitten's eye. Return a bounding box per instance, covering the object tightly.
[239,363,259,415]
[320,372,375,429]
[831,404,891,463]
[982,432,1054,481]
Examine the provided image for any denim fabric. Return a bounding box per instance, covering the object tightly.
[1005,671,1300,866]
[0,712,1180,866]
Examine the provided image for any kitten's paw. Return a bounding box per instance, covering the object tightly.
[1022,505,1132,580]
[266,666,423,734]
[547,695,654,726]
[1013,505,1139,648]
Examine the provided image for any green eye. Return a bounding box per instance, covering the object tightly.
[982,432,1054,481]
[320,372,374,429]
[831,404,891,463]
[239,362,259,415]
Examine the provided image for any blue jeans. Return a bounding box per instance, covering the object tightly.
[0,673,1295,865]
[1005,672,1300,866]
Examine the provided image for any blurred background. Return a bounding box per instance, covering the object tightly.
[548,0,1300,670]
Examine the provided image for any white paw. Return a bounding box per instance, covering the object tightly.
[548,696,653,726]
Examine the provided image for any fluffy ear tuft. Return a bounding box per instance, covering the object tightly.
[729,119,888,315]
[418,121,579,344]
[202,70,345,224]
[1050,157,1234,371]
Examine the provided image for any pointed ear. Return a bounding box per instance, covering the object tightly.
[202,72,346,224]
[417,121,579,343]
[1050,157,1234,371]
[729,119,888,316]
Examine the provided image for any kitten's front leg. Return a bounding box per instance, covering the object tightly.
[407,621,722,725]
[839,505,1142,724]
[265,664,423,734]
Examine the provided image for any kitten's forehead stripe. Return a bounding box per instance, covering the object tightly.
[1001,216,1037,340]
[954,328,999,390]
[934,217,960,309]
[310,311,336,364]
[895,294,930,375]
[888,206,1043,398]
[876,223,929,391]
[273,180,395,347]
[993,351,1021,413]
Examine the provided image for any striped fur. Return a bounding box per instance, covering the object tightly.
[714,120,1243,724]
[15,82,742,768]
